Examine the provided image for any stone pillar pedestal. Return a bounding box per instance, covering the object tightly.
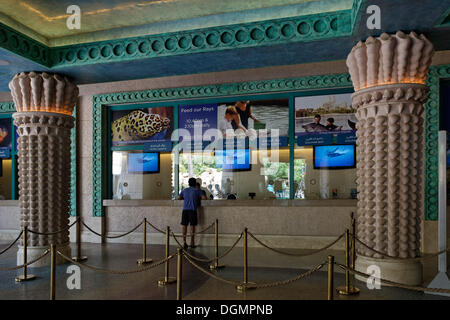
[346,31,434,286]
[13,112,74,267]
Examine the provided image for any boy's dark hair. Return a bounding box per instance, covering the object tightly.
[188,178,197,187]
[327,118,334,123]
[314,114,321,119]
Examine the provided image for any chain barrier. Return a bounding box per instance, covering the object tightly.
[351,233,450,262]
[0,249,50,271]
[27,218,79,236]
[0,230,23,256]
[171,231,243,263]
[57,250,175,275]
[182,251,242,286]
[82,219,143,239]
[248,231,345,257]
[336,262,450,294]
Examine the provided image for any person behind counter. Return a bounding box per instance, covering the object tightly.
[178,177,207,249]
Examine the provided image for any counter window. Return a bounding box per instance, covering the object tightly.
[0,116,16,200]
[107,91,358,201]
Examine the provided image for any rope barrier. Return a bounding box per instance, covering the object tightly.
[248,231,345,257]
[183,251,327,289]
[0,230,23,256]
[170,222,216,237]
[145,220,165,234]
[252,262,327,289]
[0,249,49,271]
[336,262,450,294]
[351,234,450,261]
[183,252,242,286]
[196,222,215,234]
[57,251,175,275]
[82,220,143,239]
[171,231,243,263]
[27,218,79,236]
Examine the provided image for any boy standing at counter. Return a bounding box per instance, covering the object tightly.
[178,178,207,249]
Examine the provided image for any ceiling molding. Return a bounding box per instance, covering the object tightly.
[0,1,364,69]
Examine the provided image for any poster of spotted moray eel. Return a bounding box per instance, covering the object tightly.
[111,107,174,146]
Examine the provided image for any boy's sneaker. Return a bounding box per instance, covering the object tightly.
[183,243,188,250]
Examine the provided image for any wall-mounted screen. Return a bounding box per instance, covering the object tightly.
[215,149,251,171]
[313,145,356,169]
[128,152,160,174]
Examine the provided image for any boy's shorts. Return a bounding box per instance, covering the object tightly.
[181,210,198,226]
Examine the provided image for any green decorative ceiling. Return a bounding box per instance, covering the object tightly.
[0,0,353,46]
[0,0,448,91]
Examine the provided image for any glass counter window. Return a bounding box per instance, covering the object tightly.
[0,116,15,200]
[111,150,174,200]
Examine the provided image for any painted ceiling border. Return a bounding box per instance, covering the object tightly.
[0,1,365,69]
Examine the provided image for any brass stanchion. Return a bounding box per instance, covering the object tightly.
[236,228,255,292]
[158,226,176,286]
[210,219,225,270]
[350,212,357,271]
[176,248,182,301]
[50,244,56,300]
[15,226,36,282]
[337,229,360,295]
[137,218,153,264]
[72,218,87,262]
[328,255,334,300]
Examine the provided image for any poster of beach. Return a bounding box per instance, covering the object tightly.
[295,93,356,135]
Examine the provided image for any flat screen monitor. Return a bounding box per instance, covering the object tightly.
[216,148,251,171]
[313,145,356,169]
[128,152,160,174]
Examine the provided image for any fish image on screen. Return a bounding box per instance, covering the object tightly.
[313,145,355,169]
[128,152,160,174]
[216,149,251,171]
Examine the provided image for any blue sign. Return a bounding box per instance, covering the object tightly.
[337,132,357,144]
[144,141,173,152]
[297,131,356,146]
[0,147,10,158]
[297,132,334,146]
[179,104,218,139]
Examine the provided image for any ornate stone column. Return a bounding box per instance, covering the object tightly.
[9,72,78,267]
[346,31,434,285]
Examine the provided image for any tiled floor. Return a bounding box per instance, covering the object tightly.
[0,241,448,300]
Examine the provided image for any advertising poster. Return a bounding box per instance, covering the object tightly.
[179,103,218,140]
[0,118,11,158]
[179,99,289,142]
[295,93,356,146]
[111,107,174,147]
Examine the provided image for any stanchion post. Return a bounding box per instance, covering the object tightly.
[72,218,87,262]
[137,218,152,264]
[237,228,255,292]
[337,220,359,295]
[177,248,182,301]
[50,244,56,300]
[158,226,176,286]
[15,225,36,282]
[351,212,356,269]
[328,255,334,300]
[210,219,225,270]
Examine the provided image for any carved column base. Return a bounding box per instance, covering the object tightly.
[17,244,71,267]
[355,255,423,286]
